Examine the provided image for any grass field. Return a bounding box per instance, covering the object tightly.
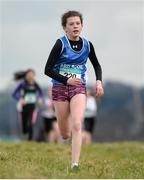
[0,141,144,179]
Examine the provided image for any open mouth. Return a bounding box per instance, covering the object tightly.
[73,30,79,34]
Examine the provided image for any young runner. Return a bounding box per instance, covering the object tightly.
[82,89,97,144]
[44,10,104,168]
[12,69,43,140]
[41,90,60,143]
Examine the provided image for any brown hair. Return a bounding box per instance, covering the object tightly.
[61,10,83,27]
[25,68,35,75]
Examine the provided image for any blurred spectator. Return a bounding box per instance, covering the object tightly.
[12,69,44,141]
[82,89,97,144]
[41,90,60,143]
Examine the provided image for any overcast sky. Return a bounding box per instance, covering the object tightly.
[0,0,143,89]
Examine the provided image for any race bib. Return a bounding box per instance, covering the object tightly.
[24,93,37,104]
[59,66,82,79]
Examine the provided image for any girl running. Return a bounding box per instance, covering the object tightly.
[82,89,97,144]
[41,90,60,143]
[12,69,43,140]
[44,10,104,169]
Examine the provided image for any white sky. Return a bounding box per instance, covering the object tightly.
[0,0,144,90]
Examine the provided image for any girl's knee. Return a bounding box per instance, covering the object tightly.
[72,122,81,132]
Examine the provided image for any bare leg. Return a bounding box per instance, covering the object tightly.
[48,130,55,143]
[70,94,86,164]
[53,101,70,139]
[82,131,92,144]
[52,121,61,143]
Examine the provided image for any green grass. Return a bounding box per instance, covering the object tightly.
[0,141,144,178]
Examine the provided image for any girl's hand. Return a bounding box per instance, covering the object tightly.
[67,78,82,86]
[19,98,26,106]
[95,80,104,97]
[37,98,43,107]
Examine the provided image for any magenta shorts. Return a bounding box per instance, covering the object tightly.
[52,84,86,102]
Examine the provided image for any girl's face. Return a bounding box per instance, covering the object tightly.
[63,16,83,41]
[25,71,35,83]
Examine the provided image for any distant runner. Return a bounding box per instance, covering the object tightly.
[12,69,43,140]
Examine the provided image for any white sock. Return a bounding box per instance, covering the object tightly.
[60,137,71,144]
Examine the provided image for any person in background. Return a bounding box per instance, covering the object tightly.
[12,69,44,141]
[41,90,60,143]
[82,89,97,144]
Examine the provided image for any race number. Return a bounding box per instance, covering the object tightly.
[24,93,37,104]
[59,67,82,79]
